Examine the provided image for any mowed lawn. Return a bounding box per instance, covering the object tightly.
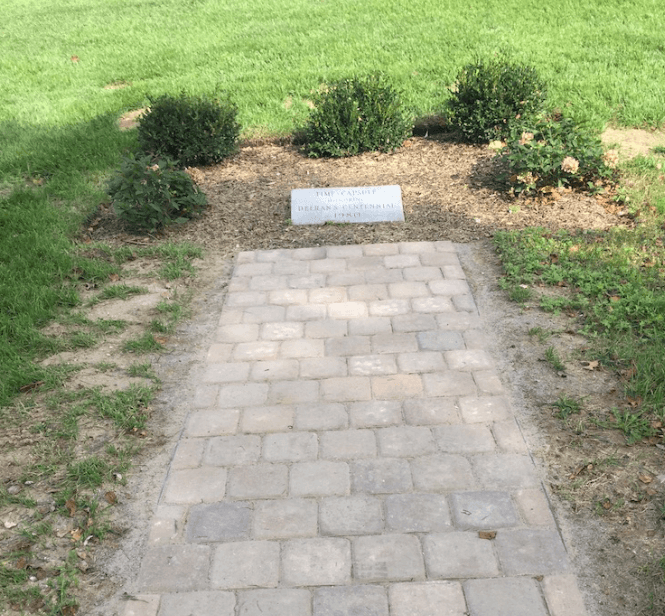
[1,0,664,405]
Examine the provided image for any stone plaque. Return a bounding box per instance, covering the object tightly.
[291,185,403,225]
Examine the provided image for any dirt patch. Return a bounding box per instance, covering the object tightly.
[117,108,147,132]
[602,127,665,160]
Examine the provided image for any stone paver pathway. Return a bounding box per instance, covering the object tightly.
[124,242,590,616]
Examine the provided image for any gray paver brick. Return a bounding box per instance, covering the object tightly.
[365,267,405,284]
[348,354,397,376]
[205,434,261,466]
[420,251,461,266]
[286,304,327,321]
[211,541,280,589]
[263,432,318,462]
[542,575,590,616]
[217,383,269,408]
[325,336,371,357]
[293,246,327,260]
[328,301,369,319]
[353,534,425,582]
[444,349,494,371]
[171,438,204,469]
[290,461,350,497]
[458,396,511,423]
[327,245,364,258]
[432,424,495,453]
[416,331,464,351]
[364,243,399,256]
[217,324,260,343]
[411,455,474,492]
[371,332,418,354]
[295,402,348,430]
[350,400,402,428]
[435,312,482,330]
[282,538,352,586]
[515,488,556,527]
[411,296,455,314]
[260,321,304,341]
[269,289,308,305]
[352,458,413,494]
[320,429,377,459]
[320,495,384,535]
[397,351,446,373]
[273,259,311,276]
[371,374,422,400]
[441,265,466,279]
[348,316,392,335]
[203,362,250,382]
[159,591,236,616]
[321,376,372,402]
[299,357,348,379]
[347,256,384,271]
[148,517,177,546]
[186,501,251,542]
[313,586,388,616]
[449,491,518,529]
[377,426,436,457]
[186,409,239,437]
[327,271,366,286]
[310,258,347,273]
[305,319,348,338]
[253,498,318,539]
[464,578,548,616]
[385,254,421,268]
[348,283,389,301]
[206,343,233,362]
[403,266,443,281]
[385,494,452,532]
[250,275,288,291]
[452,294,477,313]
[309,287,347,304]
[289,274,327,289]
[472,454,539,488]
[492,419,528,452]
[389,281,430,298]
[226,291,267,307]
[138,545,210,592]
[422,372,476,397]
[368,299,410,317]
[280,338,325,358]
[193,385,218,408]
[495,529,569,575]
[237,589,312,616]
[250,359,299,381]
[235,262,273,277]
[242,305,286,324]
[268,380,319,404]
[163,467,226,504]
[423,533,499,578]
[233,341,279,361]
[391,314,438,332]
[403,398,460,426]
[472,370,505,394]
[241,405,294,433]
[227,464,288,499]
[389,582,467,616]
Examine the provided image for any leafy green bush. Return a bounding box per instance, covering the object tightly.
[497,116,617,195]
[138,92,240,167]
[303,73,412,157]
[445,56,547,143]
[107,154,207,233]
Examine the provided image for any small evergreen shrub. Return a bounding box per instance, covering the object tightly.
[138,92,240,167]
[445,56,547,143]
[107,154,207,233]
[496,116,617,195]
[303,73,412,158]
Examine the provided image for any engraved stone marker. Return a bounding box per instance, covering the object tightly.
[291,185,403,225]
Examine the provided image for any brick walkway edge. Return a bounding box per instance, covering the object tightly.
[122,242,590,616]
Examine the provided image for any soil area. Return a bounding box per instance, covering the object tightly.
[3,130,665,615]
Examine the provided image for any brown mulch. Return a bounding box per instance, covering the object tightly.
[90,133,626,252]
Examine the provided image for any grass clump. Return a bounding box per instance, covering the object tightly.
[445,54,547,143]
[138,91,241,167]
[303,73,412,158]
[107,154,207,233]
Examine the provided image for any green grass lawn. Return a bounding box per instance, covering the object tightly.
[1,0,664,406]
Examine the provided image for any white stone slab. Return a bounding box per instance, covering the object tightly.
[291,186,403,225]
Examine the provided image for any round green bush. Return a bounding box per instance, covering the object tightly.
[445,56,547,143]
[107,154,207,233]
[303,73,413,158]
[138,92,240,167]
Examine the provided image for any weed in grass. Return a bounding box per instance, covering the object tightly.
[66,457,110,489]
[96,362,117,371]
[123,332,164,354]
[127,362,159,381]
[97,284,148,301]
[553,395,582,419]
[68,331,97,349]
[93,319,127,333]
[156,299,185,320]
[609,408,655,444]
[159,259,195,280]
[528,326,551,342]
[509,285,532,303]
[91,385,154,432]
[544,346,566,372]
[150,319,173,334]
